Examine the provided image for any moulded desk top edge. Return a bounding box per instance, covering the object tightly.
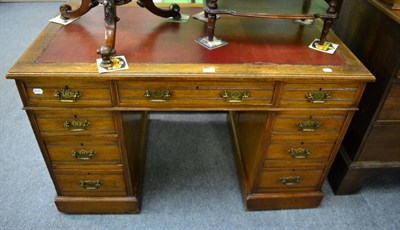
[6,7,373,82]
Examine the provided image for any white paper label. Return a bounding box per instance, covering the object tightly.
[322,68,333,73]
[49,15,79,25]
[33,88,43,94]
[202,67,216,73]
[96,56,129,74]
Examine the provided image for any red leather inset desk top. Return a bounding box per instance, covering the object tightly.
[38,6,345,66]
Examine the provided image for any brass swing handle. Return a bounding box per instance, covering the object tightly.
[71,149,96,160]
[64,120,90,132]
[296,120,321,132]
[288,148,311,159]
[280,176,302,186]
[221,90,249,103]
[144,89,171,102]
[54,87,80,103]
[80,180,101,190]
[306,91,331,103]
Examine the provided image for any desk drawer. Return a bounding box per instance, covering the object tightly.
[270,111,347,141]
[23,80,113,107]
[33,110,117,136]
[43,136,122,164]
[117,81,275,108]
[258,168,324,191]
[280,83,360,108]
[264,142,335,162]
[54,166,127,197]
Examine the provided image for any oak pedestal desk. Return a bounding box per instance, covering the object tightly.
[6,5,374,213]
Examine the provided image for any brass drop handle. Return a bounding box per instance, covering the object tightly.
[144,89,171,102]
[296,120,321,132]
[280,176,301,186]
[221,90,249,103]
[80,180,101,190]
[64,120,90,132]
[288,148,311,159]
[54,86,80,103]
[71,149,96,160]
[305,91,331,103]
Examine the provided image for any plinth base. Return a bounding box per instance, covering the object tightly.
[55,196,140,214]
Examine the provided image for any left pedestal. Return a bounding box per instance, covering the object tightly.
[17,79,148,213]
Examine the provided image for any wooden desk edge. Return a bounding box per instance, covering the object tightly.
[5,6,373,82]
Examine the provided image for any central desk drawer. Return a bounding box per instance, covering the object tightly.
[117,81,275,108]
[279,83,360,108]
[43,136,122,164]
[33,110,117,136]
[23,80,113,107]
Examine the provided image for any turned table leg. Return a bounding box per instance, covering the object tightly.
[207,14,217,42]
[319,0,338,45]
[97,0,118,67]
[206,0,218,42]
[137,0,181,19]
[319,18,333,45]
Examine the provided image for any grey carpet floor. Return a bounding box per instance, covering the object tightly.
[1,2,399,229]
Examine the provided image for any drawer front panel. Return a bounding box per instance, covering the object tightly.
[24,80,113,107]
[265,142,335,162]
[378,83,400,120]
[117,81,275,107]
[258,168,324,190]
[280,83,359,108]
[34,111,116,135]
[270,111,347,141]
[55,171,127,197]
[44,136,122,164]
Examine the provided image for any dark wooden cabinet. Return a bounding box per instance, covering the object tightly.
[328,0,400,194]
